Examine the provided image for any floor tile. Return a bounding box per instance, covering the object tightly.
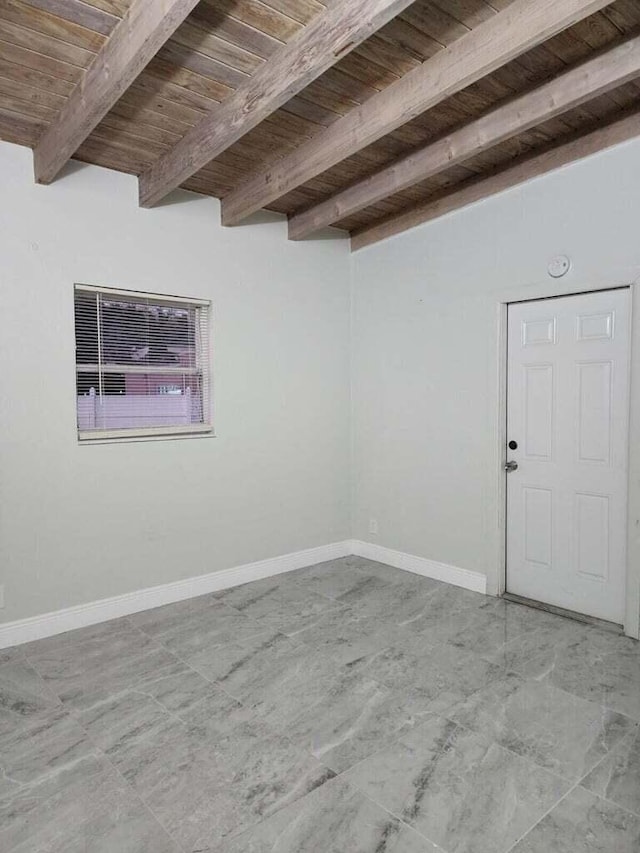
[76,667,220,746]
[0,753,179,853]
[80,680,334,850]
[580,723,640,816]
[187,621,437,773]
[150,724,333,849]
[205,776,441,853]
[527,630,640,721]
[19,617,135,659]
[0,647,25,666]
[448,672,635,781]
[276,602,353,640]
[399,584,491,643]
[0,708,93,796]
[511,786,640,852]
[284,558,385,599]
[481,616,590,676]
[282,605,396,665]
[214,577,338,631]
[0,659,63,736]
[24,624,190,712]
[334,574,444,625]
[264,667,439,773]
[349,558,439,587]
[213,575,291,608]
[127,594,266,657]
[446,599,558,658]
[362,636,503,715]
[345,716,570,853]
[189,630,327,704]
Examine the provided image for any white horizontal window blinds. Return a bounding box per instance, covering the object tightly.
[74,285,212,440]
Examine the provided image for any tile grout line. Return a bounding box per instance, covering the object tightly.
[503,778,583,853]
[527,673,640,725]
[139,625,346,798]
[572,731,640,821]
[357,786,452,853]
[26,624,192,851]
[4,645,190,853]
[13,621,226,853]
[576,781,640,820]
[439,672,640,817]
[503,777,640,853]
[341,708,589,853]
[98,744,190,853]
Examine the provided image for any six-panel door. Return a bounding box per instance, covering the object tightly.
[506,289,631,623]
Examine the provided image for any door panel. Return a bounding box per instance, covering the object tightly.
[574,492,609,581]
[524,365,554,459]
[523,487,553,567]
[576,361,612,463]
[506,289,630,623]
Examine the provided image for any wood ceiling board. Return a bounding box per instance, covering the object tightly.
[603,0,640,30]
[169,21,262,79]
[0,0,106,51]
[290,35,640,237]
[85,1,130,17]
[18,0,120,35]
[261,0,327,26]
[0,19,95,67]
[33,0,202,183]
[351,107,640,249]
[222,0,614,226]
[0,0,638,251]
[357,82,640,224]
[0,37,84,83]
[138,0,416,207]
[188,4,284,57]
[0,104,43,145]
[0,56,75,97]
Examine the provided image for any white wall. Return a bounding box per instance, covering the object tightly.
[0,142,351,624]
[3,134,640,632]
[351,136,640,632]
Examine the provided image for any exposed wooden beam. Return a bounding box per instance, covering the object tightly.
[221,0,613,227]
[33,0,200,185]
[289,34,640,239]
[138,0,415,208]
[350,110,640,251]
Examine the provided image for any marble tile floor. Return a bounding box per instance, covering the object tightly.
[0,556,638,852]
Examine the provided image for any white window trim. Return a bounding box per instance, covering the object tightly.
[75,283,213,443]
[78,424,214,443]
[75,283,209,308]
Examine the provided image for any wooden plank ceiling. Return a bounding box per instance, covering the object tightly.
[1,0,640,249]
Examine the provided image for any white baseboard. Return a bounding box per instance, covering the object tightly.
[350,539,487,595]
[0,540,351,649]
[0,538,487,649]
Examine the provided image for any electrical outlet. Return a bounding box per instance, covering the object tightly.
[369,518,378,536]
[0,585,4,609]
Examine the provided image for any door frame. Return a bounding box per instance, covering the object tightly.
[488,278,639,639]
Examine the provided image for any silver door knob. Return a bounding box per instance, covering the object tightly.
[505,460,518,472]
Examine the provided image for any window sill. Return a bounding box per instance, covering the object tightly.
[78,425,215,444]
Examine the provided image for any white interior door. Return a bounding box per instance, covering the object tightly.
[506,289,631,623]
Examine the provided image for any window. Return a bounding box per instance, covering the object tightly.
[74,284,212,441]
